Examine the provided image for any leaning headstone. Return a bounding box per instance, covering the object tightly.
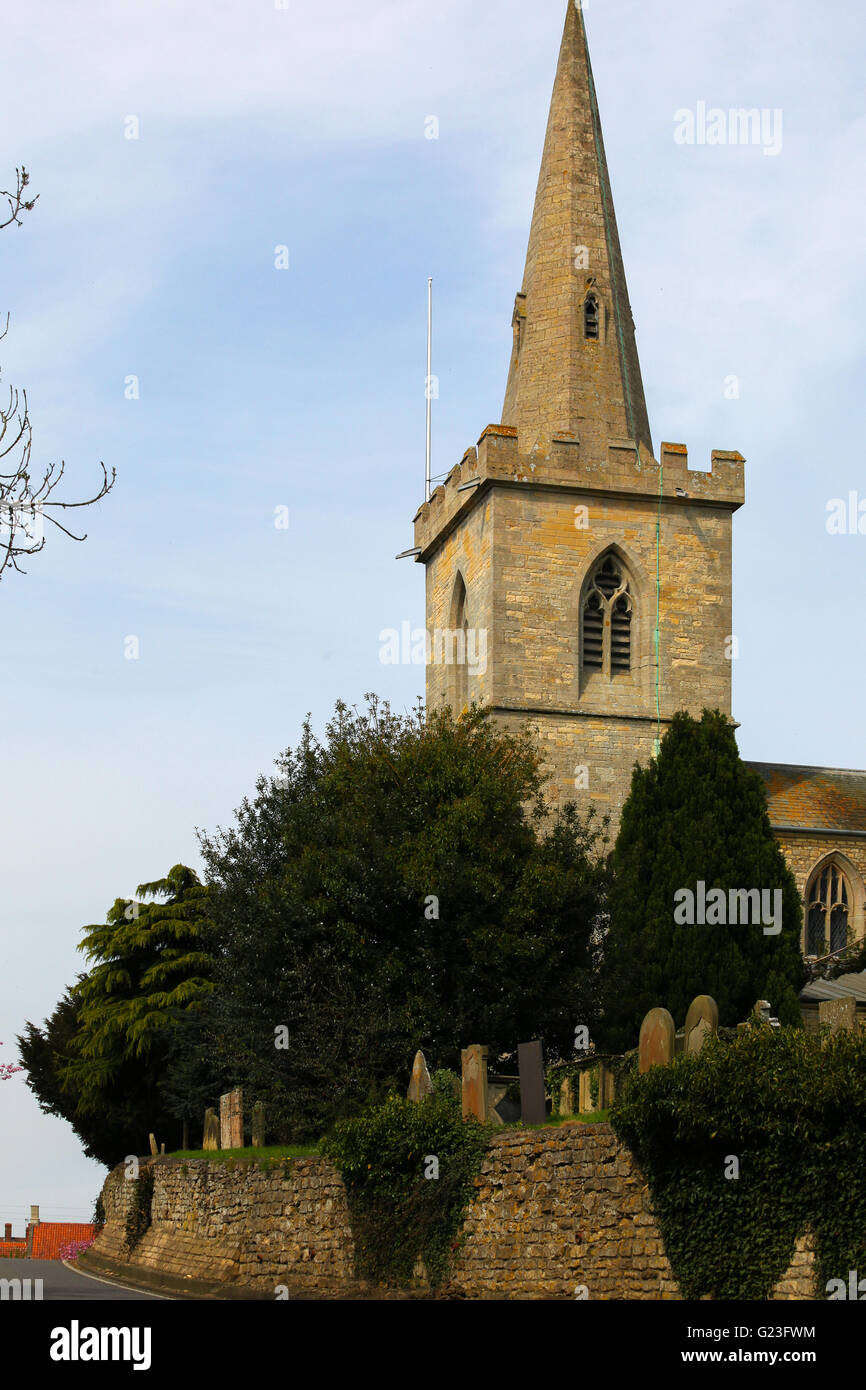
[148,1133,158,1156]
[461,1044,489,1123]
[518,1039,546,1125]
[203,1108,219,1150]
[819,997,857,1036]
[560,1076,574,1117]
[684,995,719,1056]
[220,1088,243,1149]
[407,1050,434,1103]
[251,1101,266,1148]
[638,1007,676,1074]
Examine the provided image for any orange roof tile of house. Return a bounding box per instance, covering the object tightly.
[747,763,866,836]
[29,1223,96,1260]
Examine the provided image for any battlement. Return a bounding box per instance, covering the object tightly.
[413,426,745,560]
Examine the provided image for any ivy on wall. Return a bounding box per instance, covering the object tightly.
[321,1090,490,1288]
[611,1025,866,1299]
[123,1166,155,1254]
[546,1051,638,1115]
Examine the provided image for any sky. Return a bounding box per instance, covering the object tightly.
[1,0,864,1226]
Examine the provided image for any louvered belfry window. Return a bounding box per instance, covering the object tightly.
[582,554,632,677]
[584,293,599,341]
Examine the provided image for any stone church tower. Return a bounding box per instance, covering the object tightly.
[413,0,744,830]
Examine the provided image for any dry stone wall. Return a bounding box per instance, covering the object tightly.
[95,1156,355,1295]
[88,1124,816,1299]
[447,1124,678,1299]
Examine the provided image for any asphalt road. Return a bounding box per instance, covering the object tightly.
[0,1258,167,1301]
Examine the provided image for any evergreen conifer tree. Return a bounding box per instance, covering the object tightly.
[598,710,805,1051]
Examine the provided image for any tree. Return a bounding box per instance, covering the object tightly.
[17,985,152,1165]
[18,866,216,1165]
[199,696,609,1141]
[1,166,115,582]
[598,709,806,1052]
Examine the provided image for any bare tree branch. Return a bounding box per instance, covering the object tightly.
[0,167,38,231]
[0,166,115,582]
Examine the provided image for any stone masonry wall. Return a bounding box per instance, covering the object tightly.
[88,1123,816,1299]
[416,429,742,840]
[94,1156,355,1295]
[447,1124,678,1298]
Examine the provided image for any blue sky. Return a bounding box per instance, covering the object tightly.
[1,0,864,1224]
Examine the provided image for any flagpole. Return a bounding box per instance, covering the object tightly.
[425,277,432,502]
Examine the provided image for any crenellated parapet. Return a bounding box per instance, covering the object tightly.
[413,425,745,561]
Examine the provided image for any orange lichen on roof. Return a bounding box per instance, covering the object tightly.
[747,763,866,835]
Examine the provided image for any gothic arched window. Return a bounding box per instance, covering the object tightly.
[582,553,632,677]
[805,862,850,956]
[584,293,599,341]
[449,572,469,714]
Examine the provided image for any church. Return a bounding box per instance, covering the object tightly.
[412,0,866,977]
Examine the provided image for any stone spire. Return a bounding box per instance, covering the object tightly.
[502,1,652,459]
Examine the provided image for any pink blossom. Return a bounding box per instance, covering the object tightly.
[60,1238,95,1262]
[0,1042,23,1081]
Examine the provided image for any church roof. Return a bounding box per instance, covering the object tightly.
[746,762,866,836]
[501,0,652,459]
[800,971,866,1003]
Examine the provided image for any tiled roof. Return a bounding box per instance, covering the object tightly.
[0,1240,26,1257]
[746,762,866,835]
[800,970,866,1003]
[29,1222,96,1260]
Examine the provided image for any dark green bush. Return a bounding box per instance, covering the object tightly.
[611,1025,866,1299]
[321,1093,490,1286]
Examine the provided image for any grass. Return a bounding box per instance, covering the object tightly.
[168,1115,610,1161]
[518,1109,611,1130]
[167,1144,320,1163]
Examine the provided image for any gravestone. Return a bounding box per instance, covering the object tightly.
[518,1039,546,1125]
[684,995,719,1056]
[598,1061,615,1109]
[486,1080,507,1126]
[407,1050,434,1103]
[638,1007,676,1074]
[251,1101,266,1148]
[203,1108,219,1150]
[578,1067,593,1113]
[220,1088,243,1149]
[819,997,857,1036]
[461,1044,489,1123]
[560,1076,574,1117]
[487,1073,520,1124]
[752,998,781,1028]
